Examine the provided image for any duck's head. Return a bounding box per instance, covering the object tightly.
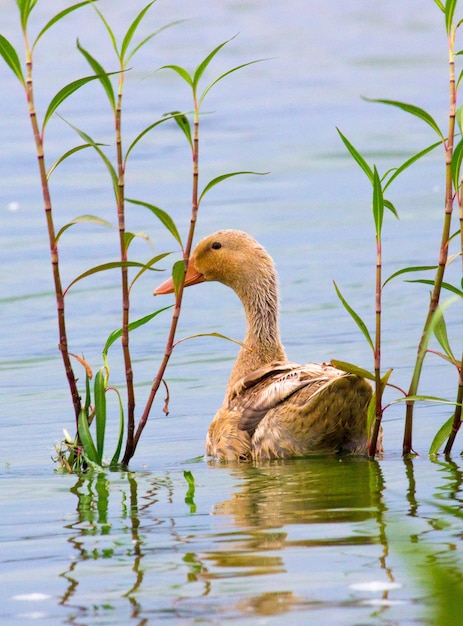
[154,229,276,297]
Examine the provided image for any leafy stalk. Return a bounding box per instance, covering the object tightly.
[403,8,458,455]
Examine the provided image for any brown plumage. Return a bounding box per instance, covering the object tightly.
[155,229,378,461]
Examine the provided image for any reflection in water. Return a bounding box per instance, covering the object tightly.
[54,457,463,623]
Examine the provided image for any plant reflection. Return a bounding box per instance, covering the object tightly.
[56,456,463,623]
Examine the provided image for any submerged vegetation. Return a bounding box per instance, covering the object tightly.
[0,0,462,470]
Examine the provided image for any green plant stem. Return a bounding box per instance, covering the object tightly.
[24,32,81,424]
[403,31,457,455]
[369,238,383,456]
[443,352,463,455]
[122,100,201,465]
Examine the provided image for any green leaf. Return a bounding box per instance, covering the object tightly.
[166,111,192,149]
[333,281,374,351]
[126,198,183,247]
[108,387,124,467]
[433,311,456,362]
[120,1,156,62]
[199,171,268,204]
[77,40,115,111]
[55,214,112,244]
[384,140,442,190]
[362,97,444,139]
[103,305,173,358]
[406,279,463,297]
[64,260,158,295]
[383,264,437,287]
[175,332,245,349]
[58,116,119,197]
[172,260,185,298]
[330,360,375,381]
[129,252,171,290]
[17,0,38,31]
[433,0,445,11]
[444,0,458,34]
[43,73,118,132]
[47,142,107,179]
[78,409,100,464]
[199,59,266,105]
[372,166,384,238]
[336,128,374,183]
[33,1,97,50]
[94,367,107,463]
[93,6,118,56]
[160,64,193,86]
[0,34,25,86]
[127,20,185,64]
[124,113,181,163]
[193,36,237,88]
[367,393,376,440]
[430,414,457,455]
[383,199,399,219]
[451,137,463,192]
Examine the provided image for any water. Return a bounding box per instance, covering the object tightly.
[1,0,463,623]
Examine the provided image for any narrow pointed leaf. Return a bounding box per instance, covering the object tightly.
[78,410,100,464]
[172,260,185,298]
[120,1,156,61]
[55,214,112,244]
[58,116,119,196]
[336,128,373,183]
[330,360,375,380]
[0,34,25,86]
[333,281,374,351]
[43,73,118,131]
[372,166,384,237]
[47,143,106,179]
[406,279,463,297]
[193,36,237,87]
[199,171,268,204]
[94,367,107,462]
[429,415,456,455]
[108,387,124,467]
[175,332,245,349]
[165,111,192,149]
[33,1,97,49]
[94,6,118,56]
[433,0,445,11]
[126,198,182,246]
[383,264,436,287]
[160,64,193,86]
[77,40,115,111]
[367,393,377,439]
[127,20,185,63]
[451,137,463,192]
[384,199,399,219]
[103,305,173,358]
[69,352,93,379]
[64,261,158,295]
[200,59,266,105]
[445,0,458,34]
[129,252,171,290]
[124,113,181,163]
[433,311,456,361]
[384,140,442,190]
[362,97,444,139]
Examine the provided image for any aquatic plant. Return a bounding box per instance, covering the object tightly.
[335,0,463,457]
[0,1,260,471]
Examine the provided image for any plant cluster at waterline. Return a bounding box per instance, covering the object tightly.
[0,0,262,471]
[334,0,463,457]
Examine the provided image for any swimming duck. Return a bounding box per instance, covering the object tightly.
[155,229,377,461]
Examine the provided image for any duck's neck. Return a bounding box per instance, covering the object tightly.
[226,270,287,391]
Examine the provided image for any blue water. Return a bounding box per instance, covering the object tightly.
[1,0,462,624]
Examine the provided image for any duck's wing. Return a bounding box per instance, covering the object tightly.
[234,362,346,437]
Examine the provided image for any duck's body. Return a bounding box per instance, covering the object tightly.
[155,229,377,461]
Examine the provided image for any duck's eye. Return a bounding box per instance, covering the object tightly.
[211,242,222,250]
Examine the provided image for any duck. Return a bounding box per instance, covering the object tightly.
[154,229,378,461]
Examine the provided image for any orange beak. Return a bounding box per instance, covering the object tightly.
[154,257,205,295]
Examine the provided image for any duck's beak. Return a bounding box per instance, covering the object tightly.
[154,257,205,295]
